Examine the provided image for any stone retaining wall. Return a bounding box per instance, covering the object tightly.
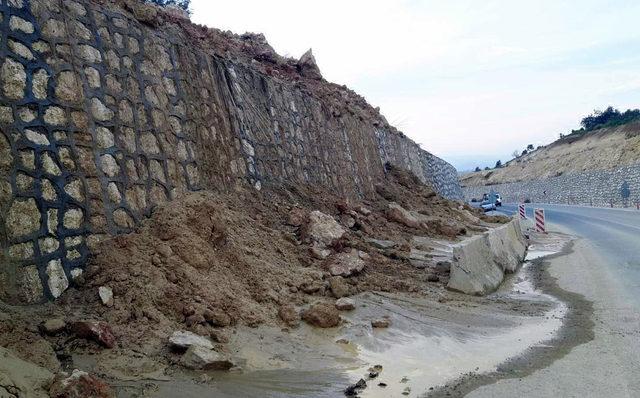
[0,0,461,303]
[462,163,640,208]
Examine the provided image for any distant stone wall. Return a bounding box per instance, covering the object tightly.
[0,0,461,303]
[462,163,640,208]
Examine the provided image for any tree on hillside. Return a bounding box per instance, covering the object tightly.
[146,0,190,11]
[474,166,481,172]
[495,160,502,168]
[511,150,519,159]
[580,107,640,132]
[527,144,534,150]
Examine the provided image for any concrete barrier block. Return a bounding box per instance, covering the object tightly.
[447,219,527,295]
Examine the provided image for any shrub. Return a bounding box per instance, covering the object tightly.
[145,0,190,11]
[580,107,640,132]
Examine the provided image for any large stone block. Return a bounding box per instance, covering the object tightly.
[1,58,26,100]
[6,198,41,240]
[55,70,83,104]
[447,219,527,295]
[0,133,12,173]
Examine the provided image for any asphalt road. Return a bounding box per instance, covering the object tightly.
[499,203,640,304]
[466,203,640,397]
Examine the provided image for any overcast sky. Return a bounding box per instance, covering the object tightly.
[190,0,640,171]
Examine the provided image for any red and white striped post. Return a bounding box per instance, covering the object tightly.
[534,208,546,233]
[518,204,526,219]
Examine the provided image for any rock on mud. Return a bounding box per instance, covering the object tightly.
[71,321,116,348]
[49,369,114,398]
[278,304,300,327]
[335,297,355,311]
[371,318,391,328]
[169,330,214,350]
[328,276,350,298]
[180,345,233,371]
[344,378,367,396]
[386,202,422,229]
[303,210,345,250]
[41,318,66,335]
[327,250,366,277]
[98,286,113,307]
[302,303,341,328]
[203,309,231,327]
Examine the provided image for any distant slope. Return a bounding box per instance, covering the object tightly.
[461,121,640,187]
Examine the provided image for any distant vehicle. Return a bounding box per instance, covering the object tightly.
[480,199,496,212]
[480,192,499,212]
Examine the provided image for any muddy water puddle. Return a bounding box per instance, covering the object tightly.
[115,257,567,397]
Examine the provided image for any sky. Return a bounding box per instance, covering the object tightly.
[190,0,640,171]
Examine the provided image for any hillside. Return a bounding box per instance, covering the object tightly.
[461,121,640,187]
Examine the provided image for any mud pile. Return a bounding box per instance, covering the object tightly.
[63,165,489,345]
[0,165,505,392]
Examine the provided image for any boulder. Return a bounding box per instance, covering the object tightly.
[168,330,214,350]
[70,321,115,348]
[49,369,113,398]
[335,297,355,311]
[302,303,340,328]
[303,210,346,250]
[297,49,323,80]
[386,202,421,229]
[179,346,233,371]
[327,250,365,277]
[328,276,349,298]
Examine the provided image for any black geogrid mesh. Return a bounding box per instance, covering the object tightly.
[0,0,91,301]
[0,0,202,301]
[1,0,462,302]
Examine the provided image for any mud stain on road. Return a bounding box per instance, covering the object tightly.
[427,239,595,397]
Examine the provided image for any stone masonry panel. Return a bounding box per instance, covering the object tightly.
[462,163,640,208]
[0,0,462,303]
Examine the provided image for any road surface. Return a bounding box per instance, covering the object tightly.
[500,203,640,303]
[467,203,640,397]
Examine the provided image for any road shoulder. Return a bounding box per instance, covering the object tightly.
[440,236,640,397]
